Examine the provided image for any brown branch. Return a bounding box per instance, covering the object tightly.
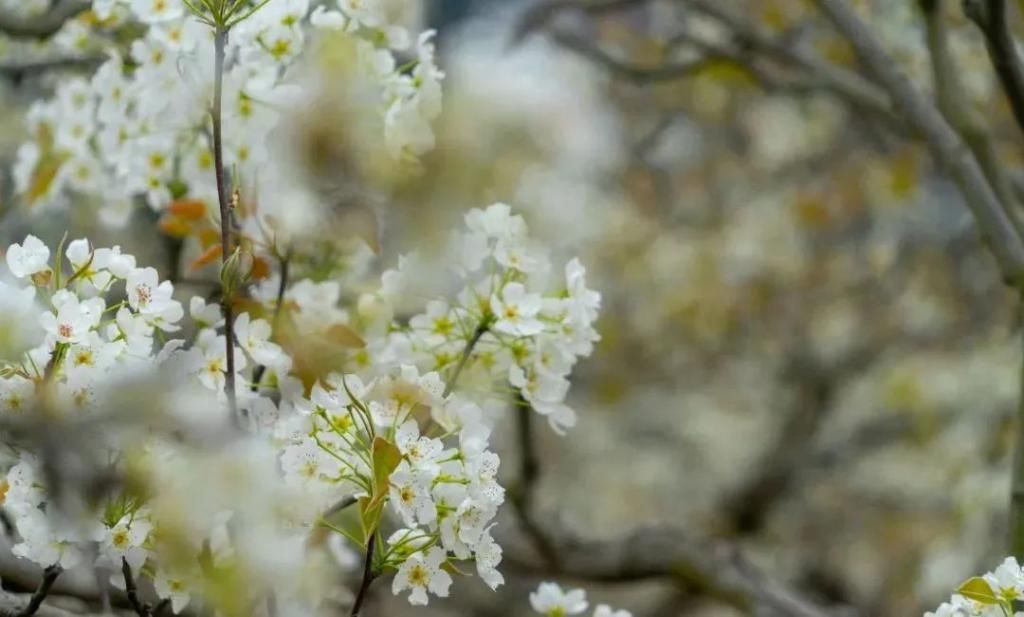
[506,527,840,617]
[0,565,63,617]
[512,0,647,44]
[546,28,719,83]
[0,56,104,83]
[688,0,901,131]
[722,353,840,534]
[815,0,1024,285]
[964,0,1024,136]
[121,559,151,617]
[349,534,377,617]
[510,401,560,568]
[0,589,107,617]
[0,1,91,39]
[921,0,1024,242]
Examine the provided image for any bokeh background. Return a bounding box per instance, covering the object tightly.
[3,1,1023,615]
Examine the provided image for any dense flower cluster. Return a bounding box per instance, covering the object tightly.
[530,582,632,617]
[375,203,601,434]
[0,234,183,571]
[273,365,506,604]
[0,201,600,612]
[0,1,610,615]
[924,557,1024,617]
[14,0,442,228]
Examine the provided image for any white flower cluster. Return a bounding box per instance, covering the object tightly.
[925,557,1024,616]
[0,234,319,614]
[14,0,443,227]
[530,582,632,617]
[0,234,182,422]
[273,364,506,605]
[376,203,602,434]
[0,234,184,571]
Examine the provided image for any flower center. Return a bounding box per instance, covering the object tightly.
[400,486,416,504]
[408,565,428,586]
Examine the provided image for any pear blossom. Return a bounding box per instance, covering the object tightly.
[530,582,588,616]
[6,235,50,279]
[391,546,452,605]
[491,282,545,337]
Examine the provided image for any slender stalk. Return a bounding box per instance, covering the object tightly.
[122,558,152,617]
[15,564,62,617]
[349,534,377,617]
[443,322,488,398]
[211,25,238,418]
[322,494,358,519]
[512,399,560,568]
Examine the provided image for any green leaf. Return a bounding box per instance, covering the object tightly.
[958,577,999,605]
[371,436,402,497]
[357,495,381,545]
[356,437,402,543]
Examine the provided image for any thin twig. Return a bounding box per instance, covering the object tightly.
[921,0,1024,241]
[815,0,1024,285]
[210,25,239,419]
[121,558,151,617]
[545,28,718,83]
[689,0,901,130]
[964,0,1024,136]
[251,253,290,391]
[349,534,377,617]
[10,565,63,617]
[443,322,489,398]
[512,0,647,44]
[322,494,358,518]
[510,399,560,568]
